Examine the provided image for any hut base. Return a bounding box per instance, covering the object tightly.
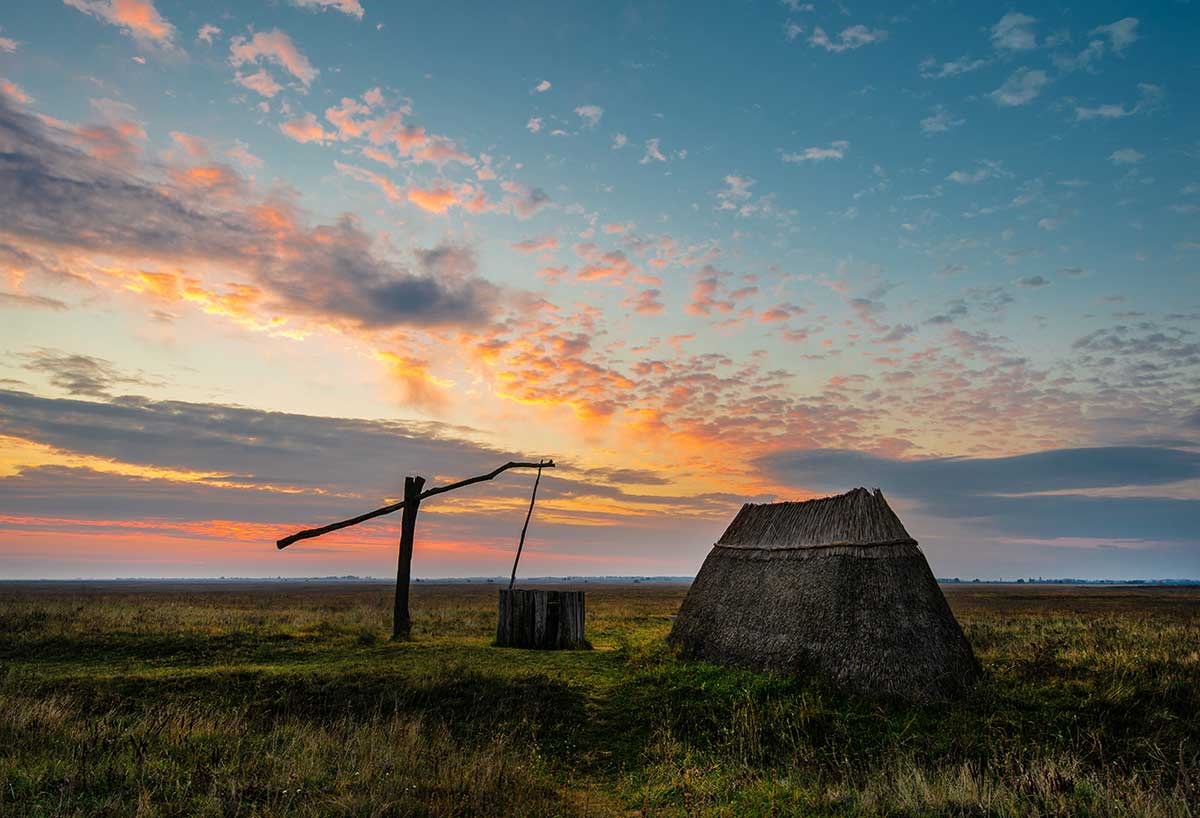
[496,589,590,650]
[669,542,979,700]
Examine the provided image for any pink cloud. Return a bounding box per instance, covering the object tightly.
[574,243,635,283]
[760,303,804,323]
[169,131,208,159]
[226,140,262,168]
[624,288,665,315]
[229,29,318,88]
[235,69,283,98]
[686,267,735,315]
[512,235,558,253]
[0,79,31,105]
[361,145,397,167]
[334,160,403,202]
[280,112,331,144]
[63,0,177,48]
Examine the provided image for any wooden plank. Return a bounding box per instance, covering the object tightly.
[534,590,545,647]
[496,589,589,649]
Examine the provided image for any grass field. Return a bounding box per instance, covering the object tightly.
[1,580,1197,817]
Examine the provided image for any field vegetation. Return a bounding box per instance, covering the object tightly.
[1,580,1197,817]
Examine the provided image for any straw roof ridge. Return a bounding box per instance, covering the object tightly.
[716,487,915,549]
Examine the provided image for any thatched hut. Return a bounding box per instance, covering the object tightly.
[669,487,979,700]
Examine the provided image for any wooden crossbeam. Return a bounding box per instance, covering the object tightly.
[276,460,555,549]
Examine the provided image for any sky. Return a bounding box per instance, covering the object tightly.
[0,0,1197,580]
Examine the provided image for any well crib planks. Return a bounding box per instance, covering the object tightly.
[496,589,588,649]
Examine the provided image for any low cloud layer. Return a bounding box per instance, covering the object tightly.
[757,446,1200,545]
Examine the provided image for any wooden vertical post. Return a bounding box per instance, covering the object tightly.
[392,475,425,641]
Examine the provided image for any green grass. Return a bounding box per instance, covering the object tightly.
[1,581,1197,817]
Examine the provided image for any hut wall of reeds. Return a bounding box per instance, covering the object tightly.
[669,487,980,700]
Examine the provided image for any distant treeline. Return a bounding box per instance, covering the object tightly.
[937,577,1200,586]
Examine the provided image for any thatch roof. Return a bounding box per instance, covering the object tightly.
[669,487,980,701]
[717,487,914,549]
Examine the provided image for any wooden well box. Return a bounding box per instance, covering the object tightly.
[496,589,588,649]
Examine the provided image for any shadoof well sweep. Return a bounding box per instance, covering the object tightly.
[275,459,587,648]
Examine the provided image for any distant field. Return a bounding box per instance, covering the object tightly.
[1,581,1197,817]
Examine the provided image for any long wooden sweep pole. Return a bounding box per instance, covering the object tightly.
[276,460,555,549]
[508,460,546,590]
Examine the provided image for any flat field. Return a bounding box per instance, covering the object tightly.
[0,581,1197,817]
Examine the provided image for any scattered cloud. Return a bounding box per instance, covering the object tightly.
[280,112,330,143]
[808,25,887,53]
[918,55,987,78]
[1015,275,1050,288]
[226,140,262,168]
[229,29,318,93]
[640,138,667,164]
[497,180,550,219]
[1091,17,1139,54]
[782,139,849,162]
[196,23,220,45]
[1075,83,1162,121]
[18,349,161,397]
[235,68,284,98]
[715,174,759,215]
[399,181,477,214]
[533,79,551,93]
[612,132,627,149]
[0,79,31,105]
[990,67,1047,107]
[1110,148,1145,165]
[63,0,177,50]
[526,116,543,133]
[574,104,603,129]
[990,12,1037,52]
[0,291,67,310]
[1054,18,1139,73]
[623,288,664,315]
[511,235,558,254]
[946,160,1008,184]
[289,0,365,19]
[920,107,963,135]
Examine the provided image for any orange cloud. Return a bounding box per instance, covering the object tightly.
[169,131,208,158]
[574,243,635,283]
[334,161,403,202]
[375,350,453,411]
[170,163,242,196]
[235,69,283,98]
[280,113,330,144]
[407,182,466,214]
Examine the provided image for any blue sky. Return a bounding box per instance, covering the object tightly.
[0,0,1196,579]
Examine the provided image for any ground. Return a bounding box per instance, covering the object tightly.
[1,580,1197,817]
